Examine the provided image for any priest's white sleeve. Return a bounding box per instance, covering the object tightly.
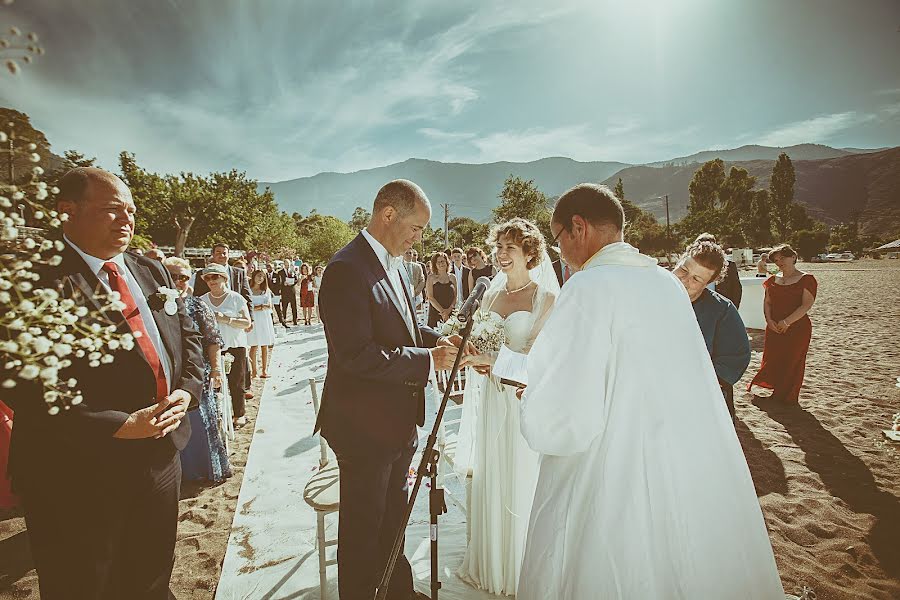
[493,345,528,386]
[520,279,610,456]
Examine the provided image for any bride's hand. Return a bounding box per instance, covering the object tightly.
[460,353,493,368]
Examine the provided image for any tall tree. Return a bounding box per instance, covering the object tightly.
[613,177,625,201]
[349,206,370,233]
[448,216,490,251]
[493,175,553,243]
[687,159,726,213]
[769,152,795,239]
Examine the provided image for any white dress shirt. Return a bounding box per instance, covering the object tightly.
[362,229,435,374]
[64,235,173,389]
[453,263,464,304]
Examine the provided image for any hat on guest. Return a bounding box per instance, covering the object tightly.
[201,263,229,279]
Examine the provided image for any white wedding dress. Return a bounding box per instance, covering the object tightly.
[457,309,540,596]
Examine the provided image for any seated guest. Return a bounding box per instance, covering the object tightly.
[7,167,204,599]
[164,257,232,483]
[694,232,742,308]
[199,263,253,427]
[756,252,769,277]
[674,241,752,419]
[466,246,495,292]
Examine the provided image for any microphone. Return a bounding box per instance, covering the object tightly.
[457,276,491,323]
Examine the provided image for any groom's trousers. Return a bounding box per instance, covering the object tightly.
[331,430,418,600]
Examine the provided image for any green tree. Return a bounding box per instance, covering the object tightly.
[791,226,829,260]
[294,212,354,265]
[687,159,726,213]
[448,216,490,251]
[769,152,795,239]
[349,206,370,233]
[493,175,553,243]
[744,189,773,247]
[613,177,625,201]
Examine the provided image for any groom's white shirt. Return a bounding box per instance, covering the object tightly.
[512,241,783,600]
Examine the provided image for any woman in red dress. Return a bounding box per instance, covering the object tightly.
[298,263,315,326]
[748,243,818,403]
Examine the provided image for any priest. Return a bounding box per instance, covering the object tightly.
[494,184,784,599]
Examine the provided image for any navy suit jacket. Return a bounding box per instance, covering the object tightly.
[315,234,441,452]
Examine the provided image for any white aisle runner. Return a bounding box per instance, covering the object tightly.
[215,325,495,600]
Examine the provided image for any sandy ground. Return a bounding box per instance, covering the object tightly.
[1,259,899,599]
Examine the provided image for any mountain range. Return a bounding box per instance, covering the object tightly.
[260,144,899,237]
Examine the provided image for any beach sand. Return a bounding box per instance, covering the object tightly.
[1,260,899,599]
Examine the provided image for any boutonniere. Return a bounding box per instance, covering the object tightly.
[148,286,180,315]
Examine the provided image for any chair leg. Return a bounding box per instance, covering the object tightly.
[317,510,328,600]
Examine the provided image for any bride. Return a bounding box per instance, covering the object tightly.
[454,218,559,595]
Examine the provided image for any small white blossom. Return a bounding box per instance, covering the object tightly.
[48,406,60,416]
[1,380,15,389]
[19,364,40,380]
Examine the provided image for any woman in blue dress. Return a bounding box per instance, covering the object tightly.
[165,257,232,483]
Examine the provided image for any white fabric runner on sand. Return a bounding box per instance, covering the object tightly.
[215,325,494,599]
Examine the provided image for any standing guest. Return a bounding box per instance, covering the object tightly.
[7,167,204,599]
[748,243,818,404]
[132,247,144,256]
[693,233,742,308]
[403,248,426,309]
[312,265,325,322]
[298,263,316,326]
[316,179,459,600]
[756,252,770,277]
[465,246,495,293]
[200,263,253,427]
[145,248,165,262]
[674,242,752,419]
[276,263,299,326]
[268,263,286,327]
[247,269,276,379]
[232,258,248,274]
[450,247,469,303]
[164,257,232,483]
[427,252,456,327]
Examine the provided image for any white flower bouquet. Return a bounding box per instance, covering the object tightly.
[440,309,507,353]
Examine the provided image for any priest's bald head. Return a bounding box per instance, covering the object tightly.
[550,183,625,271]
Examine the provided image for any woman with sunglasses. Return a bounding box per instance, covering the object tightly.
[163,257,232,483]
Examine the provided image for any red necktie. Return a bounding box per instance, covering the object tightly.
[563,264,570,282]
[102,262,169,402]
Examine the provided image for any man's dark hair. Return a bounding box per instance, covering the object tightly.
[552,183,624,232]
[56,168,93,204]
[372,179,428,218]
[212,243,229,252]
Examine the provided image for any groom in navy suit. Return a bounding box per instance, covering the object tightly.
[316,180,459,600]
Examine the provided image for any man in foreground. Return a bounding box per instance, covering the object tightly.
[8,167,205,599]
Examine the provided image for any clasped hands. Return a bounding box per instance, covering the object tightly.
[767,318,791,334]
[113,389,192,440]
[430,334,492,375]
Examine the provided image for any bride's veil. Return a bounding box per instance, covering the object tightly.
[452,240,560,481]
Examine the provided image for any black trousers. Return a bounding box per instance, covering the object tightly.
[273,301,286,326]
[23,453,181,600]
[226,346,247,417]
[281,292,298,325]
[331,434,417,600]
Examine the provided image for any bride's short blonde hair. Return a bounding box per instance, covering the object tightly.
[487,218,545,270]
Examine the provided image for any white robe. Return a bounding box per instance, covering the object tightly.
[510,242,784,599]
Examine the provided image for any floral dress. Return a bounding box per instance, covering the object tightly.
[180,296,232,483]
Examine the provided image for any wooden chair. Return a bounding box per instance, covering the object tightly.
[303,377,339,600]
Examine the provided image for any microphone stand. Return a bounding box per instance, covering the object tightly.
[375,308,477,600]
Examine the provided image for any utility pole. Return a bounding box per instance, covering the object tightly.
[441,203,450,250]
[6,121,13,185]
[664,193,670,255]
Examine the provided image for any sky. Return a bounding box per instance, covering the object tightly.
[2,0,898,182]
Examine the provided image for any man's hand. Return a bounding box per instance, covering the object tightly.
[443,334,478,356]
[152,389,192,438]
[515,386,526,400]
[429,345,459,371]
[460,353,494,369]
[112,390,191,440]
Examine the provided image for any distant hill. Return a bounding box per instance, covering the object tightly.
[645,143,876,167]
[603,147,900,237]
[259,157,628,224]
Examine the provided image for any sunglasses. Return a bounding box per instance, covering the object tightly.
[172,274,190,282]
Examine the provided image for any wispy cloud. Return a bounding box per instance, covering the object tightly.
[755,111,877,147]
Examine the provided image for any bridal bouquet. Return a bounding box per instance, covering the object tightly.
[440,310,507,353]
